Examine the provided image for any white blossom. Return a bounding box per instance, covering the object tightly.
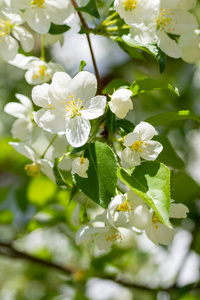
[122,121,163,167]
[32,71,107,148]
[9,54,65,85]
[130,0,198,58]
[71,156,89,178]
[114,0,156,25]
[0,8,34,61]
[179,30,200,63]
[145,201,189,245]
[109,89,133,118]
[4,94,35,141]
[11,0,75,34]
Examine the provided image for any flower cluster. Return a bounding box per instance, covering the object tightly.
[76,191,189,250]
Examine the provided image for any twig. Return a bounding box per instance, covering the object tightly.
[71,0,102,95]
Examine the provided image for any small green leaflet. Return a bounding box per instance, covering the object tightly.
[145,110,200,126]
[79,60,87,72]
[76,0,100,18]
[49,23,70,35]
[53,158,73,187]
[73,142,118,208]
[103,78,130,95]
[117,162,171,227]
[130,78,179,97]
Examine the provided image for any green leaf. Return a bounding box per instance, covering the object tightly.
[106,107,116,135]
[69,143,89,155]
[79,60,87,72]
[114,35,166,72]
[102,78,130,95]
[116,119,135,135]
[0,188,9,204]
[48,23,70,35]
[153,135,185,169]
[53,158,73,187]
[145,110,200,126]
[76,0,100,18]
[73,142,118,208]
[117,162,171,227]
[0,210,13,224]
[130,78,179,97]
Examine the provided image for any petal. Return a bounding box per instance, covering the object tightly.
[134,121,155,141]
[36,108,66,134]
[12,26,34,52]
[122,148,141,167]
[170,203,189,218]
[2,8,25,24]
[123,132,139,147]
[108,195,126,211]
[140,140,163,161]
[49,72,72,104]
[109,97,133,119]
[25,6,50,34]
[8,53,38,69]
[15,94,33,111]
[65,116,91,147]
[157,29,182,58]
[32,83,50,107]
[10,0,28,9]
[9,142,38,161]
[11,119,33,140]
[166,11,198,35]
[46,0,75,24]
[176,0,197,10]
[0,36,18,61]
[39,159,55,182]
[146,223,175,246]
[129,204,151,230]
[71,204,81,226]
[76,225,98,245]
[130,20,157,45]
[111,89,133,101]
[4,102,29,118]
[70,71,97,104]
[81,96,106,120]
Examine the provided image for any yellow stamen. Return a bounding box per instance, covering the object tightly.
[24,163,40,177]
[123,0,137,10]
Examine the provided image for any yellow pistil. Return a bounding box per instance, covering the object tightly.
[123,0,137,10]
[117,200,133,212]
[64,95,85,118]
[131,140,143,152]
[31,0,46,8]
[80,156,85,164]
[24,163,40,177]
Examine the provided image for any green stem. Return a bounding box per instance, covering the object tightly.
[40,134,58,159]
[41,34,45,61]
[101,12,118,26]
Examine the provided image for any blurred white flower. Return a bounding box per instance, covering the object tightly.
[109,89,133,118]
[32,71,107,147]
[0,8,34,61]
[114,0,156,25]
[130,0,198,58]
[11,0,75,34]
[71,156,89,178]
[179,30,200,63]
[122,121,163,167]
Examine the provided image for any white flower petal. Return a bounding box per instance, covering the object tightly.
[37,108,66,134]
[109,96,133,119]
[130,20,157,45]
[25,6,50,34]
[170,203,189,218]
[146,223,175,246]
[134,121,155,141]
[46,0,75,24]
[65,116,91,147]
[122,147,141,167]
[81,95,106,120]
[9,142,38,161]
[157,29,182,58]
[166,11,198,35]
[123,132,139,147]
[129,203,151,230]
[49,72,71,104]
[0,35,18,61]
[32,83,50,107]
[10,0,28,9]
[140,140,163,161]
[15,94,33,111]
[39,159,55,182]
[176,0,197,11]
[71,204,81,226]
[2,8,25,25]
[12,26,34,52]
[11,118,33,140]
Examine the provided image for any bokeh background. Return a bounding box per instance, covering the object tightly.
[0,1,200,299]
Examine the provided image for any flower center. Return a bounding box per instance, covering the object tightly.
[151,213,160,229]
[24,163,40,177]
[105,231,123,243]
[117,200,133,212]
[80,156,85,164]
[131,140,144,153]
[64,95,85,118]
[123,0,137,10]
[32,65,50,81]
[0,19,11,41]
[157,8,177,34]
[31,0,46,8]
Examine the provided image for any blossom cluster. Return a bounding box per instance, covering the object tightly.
[2,0,195,250]
[76,191,189,250]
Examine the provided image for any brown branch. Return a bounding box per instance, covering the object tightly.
[0,241,76,275]
[71,0,102,95]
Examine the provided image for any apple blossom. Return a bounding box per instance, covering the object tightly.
[4,94,35,141]
[122,121,163,167]
[9,54,65,85]
[71,156,89,178]
[114,0,156,25]
[0,8,34,61]
[109,89,133,118]
[11,0,75,34]
[179,30,200,63]
[130,0,198,58]
[32,71,107,148]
